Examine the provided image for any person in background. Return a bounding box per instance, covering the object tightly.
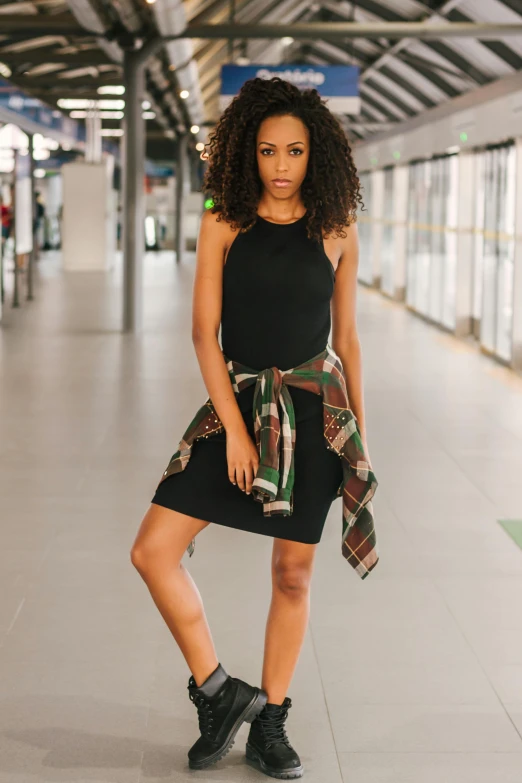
[1,199,13,243]
[34,191,46,254]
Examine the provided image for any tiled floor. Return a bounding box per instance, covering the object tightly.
[1,249,522,782]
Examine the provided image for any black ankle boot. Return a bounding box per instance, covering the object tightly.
[245,697,304,779]
[187,662,268,770]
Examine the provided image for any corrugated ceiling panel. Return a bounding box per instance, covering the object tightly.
[432,37,514,78]
[377,55,449,104]
[366,69,426,113]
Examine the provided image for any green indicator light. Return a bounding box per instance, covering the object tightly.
[204,198,214,209]
[460,132,468,142]
[393,151,401,160]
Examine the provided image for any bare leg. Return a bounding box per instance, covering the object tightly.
[130,503,219,687]
[261,539,317,705]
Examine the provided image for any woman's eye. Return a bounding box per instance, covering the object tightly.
[260,149,303,155]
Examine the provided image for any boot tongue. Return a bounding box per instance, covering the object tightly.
[265,697,291,711]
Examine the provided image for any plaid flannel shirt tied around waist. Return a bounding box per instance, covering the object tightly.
[156,343,379,579]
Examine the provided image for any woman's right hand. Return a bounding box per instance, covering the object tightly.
[226,427,260,494]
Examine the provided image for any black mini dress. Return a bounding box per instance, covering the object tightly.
[151,211,344,544]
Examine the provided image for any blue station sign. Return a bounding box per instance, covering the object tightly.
[220,64,360,115]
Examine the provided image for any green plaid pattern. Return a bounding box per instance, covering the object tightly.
[156,343,379,579]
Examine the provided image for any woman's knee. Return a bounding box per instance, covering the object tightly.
[130,504,208,574]
[130,532,164,574]
[273,559,314,598]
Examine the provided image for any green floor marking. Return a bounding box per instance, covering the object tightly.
[498,520,522,550]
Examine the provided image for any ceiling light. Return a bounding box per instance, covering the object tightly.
[58,99,125,110]
[62,143,72,151]
[281,37,294,45]
[100,129,124,137]
[34,168,46,178]
[58,99,90,109]
[97,85,125,95]
[33,149,50,160]
[142,100,151,110]
[99,111,124,119]
[0,62,11,78]
[142,111,156,120]
[145,0,157,4]
[190,125,199,134]
[70,110,87,118]
[97,99,125,110]
[195,142,204,151]
[180,90,189,99]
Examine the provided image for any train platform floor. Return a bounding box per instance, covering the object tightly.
[1,249,522,782]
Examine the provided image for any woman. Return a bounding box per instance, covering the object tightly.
[131,76,374,779]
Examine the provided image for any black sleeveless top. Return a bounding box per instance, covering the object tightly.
[220,211,336,419]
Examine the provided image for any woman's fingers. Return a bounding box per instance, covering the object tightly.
[232,462,256,493]
[244,463,254,494]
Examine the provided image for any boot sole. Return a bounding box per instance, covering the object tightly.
[188,687,268,770]
[245,743,304,779]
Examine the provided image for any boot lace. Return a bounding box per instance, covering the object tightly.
[259,705,291,748]
[188,681,215,739]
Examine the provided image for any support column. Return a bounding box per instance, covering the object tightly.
[122,49,146,333]
[175,132,188,264]
[27,134,36,302]
[85,103,102,164]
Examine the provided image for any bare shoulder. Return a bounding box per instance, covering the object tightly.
[200,208,239,240]
[321,220,358,273]
[199,208,240,263]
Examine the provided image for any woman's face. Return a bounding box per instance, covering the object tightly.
[256,114,310,200]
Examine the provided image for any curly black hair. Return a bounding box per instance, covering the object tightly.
[201,76,363,242]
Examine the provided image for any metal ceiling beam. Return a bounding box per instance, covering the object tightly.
[0,51,111,65]
[174,22,522,40]
[9,75,121,89]
[4,17,522,40]
[0,15,88,35]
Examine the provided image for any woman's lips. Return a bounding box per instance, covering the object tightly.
[272,179,291,188]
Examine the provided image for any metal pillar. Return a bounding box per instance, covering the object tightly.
[122,49,146,333]
[27,134,36,302]
[85,103,102,164]
[12,150,20,309]
[175,132,188,265]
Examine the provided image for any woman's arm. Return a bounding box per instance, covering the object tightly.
[330,221,372,465]
[191,209,260,493]
[191,209,247,436]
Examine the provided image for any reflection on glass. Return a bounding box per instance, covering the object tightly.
[406,155,458,329]
[478,143,515,362]
[381,167,395,296]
